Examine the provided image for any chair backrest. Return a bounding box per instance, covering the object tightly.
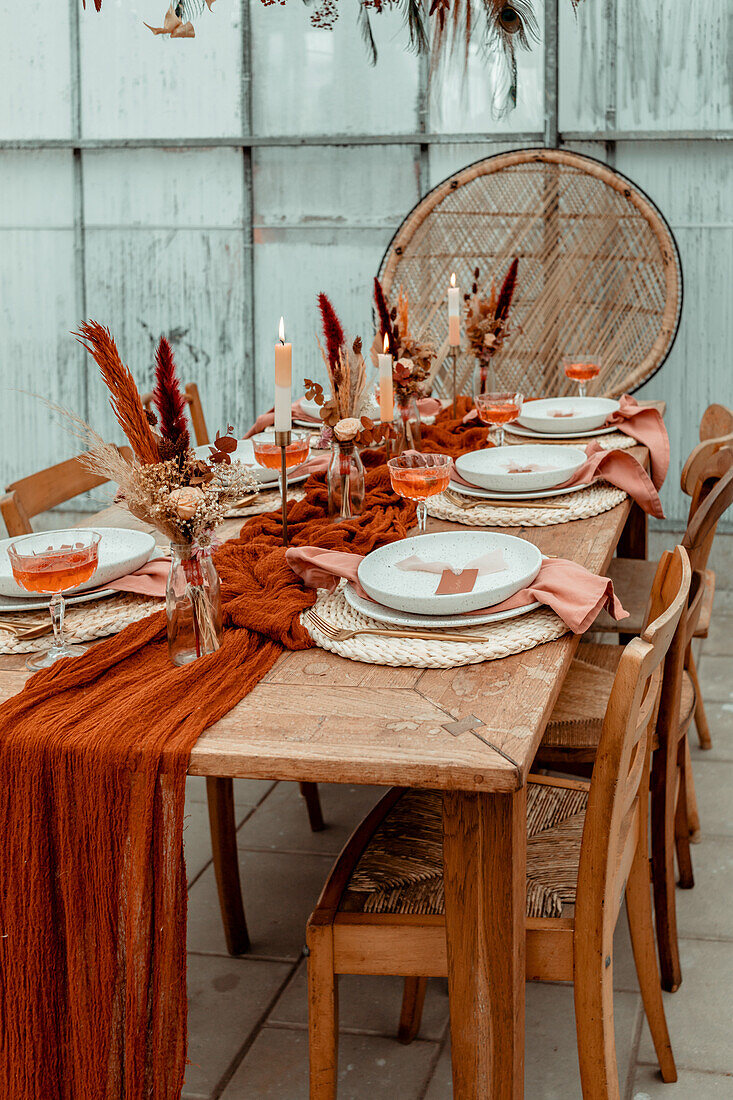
[1,447,133,537]
[576,546,690,934]
[680,405,733,498]
[140,382,209,447]
[377,148,682,401]
[682,448,733,575]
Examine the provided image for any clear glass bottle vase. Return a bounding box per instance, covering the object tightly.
[394,396,421,454]
[327,441,366,521]
[472,359,497,399]
[166,542,223,666]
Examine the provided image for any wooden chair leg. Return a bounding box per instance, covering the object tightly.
[650,748,682,993]
[625,838,677,1082]
[206,777,250,956]
[300,782,325,832]
[307,919,339,1100]
[574,931,620,1100]
[688,651,712,750]
[683,737,702,844]
[675,744,695,890]
[397,977,428,1044]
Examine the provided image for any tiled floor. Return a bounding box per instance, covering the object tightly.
[182,531,733,1099]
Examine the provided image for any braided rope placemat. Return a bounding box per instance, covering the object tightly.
[302,586,567,668]
[227,486,306,519]
[0,593,162,655]
[427,481,626,528]
[505,429,635,451]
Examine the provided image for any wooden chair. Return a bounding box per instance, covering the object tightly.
[140,381,210,447]
[537,554,707,994]
[598,423,733,754]
[306,548,690,1099]
[377,148,682,400]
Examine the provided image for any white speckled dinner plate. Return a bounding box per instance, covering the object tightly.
[446,479,590,501]
[507,422,618,441]
[343,582,539,628]
[455,444,586,493]
[517,397,619,435]
[357,531,542,615]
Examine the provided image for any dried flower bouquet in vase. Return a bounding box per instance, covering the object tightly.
[464,257,519,397]
[373,278,435,452]
[76,322,258,666]
[305,293,388,520]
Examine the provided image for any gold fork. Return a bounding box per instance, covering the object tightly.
[307,609,492,645]
[444,489,569,510]
[0,618,53,640]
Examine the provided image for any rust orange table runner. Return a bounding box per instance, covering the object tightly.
[0,405,492,1099]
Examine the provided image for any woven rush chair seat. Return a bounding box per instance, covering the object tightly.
[595,559,715,638]
[340,784,588,922]
[541,643,696,757]
[377,148,682,400]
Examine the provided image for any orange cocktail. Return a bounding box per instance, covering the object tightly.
[7,529,101,671]
[563,357,600,397]
[251,433,310,471]
[388,453,452,532]
[475,391,524,447]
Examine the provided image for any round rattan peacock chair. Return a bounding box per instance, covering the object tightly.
[377,148,683,400]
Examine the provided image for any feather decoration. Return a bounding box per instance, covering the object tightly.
[495,256,519,322]
[373,277,399,358]
[317,292,346,375]
[153,337,190,456]
[75,321,160,464]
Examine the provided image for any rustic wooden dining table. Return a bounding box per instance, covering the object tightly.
[0,439,653,1100]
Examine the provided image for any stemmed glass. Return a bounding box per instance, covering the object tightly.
[7,529,101,671]
[387,453,452,533]
[475,391,523,447]
[563,357,600,398]
[251,430,310,501]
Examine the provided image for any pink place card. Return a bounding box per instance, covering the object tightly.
[435,568,480,595]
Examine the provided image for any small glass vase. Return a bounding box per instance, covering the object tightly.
[166,542,222,666]
[328,441,365,521]
[394,396,421,454]
[472,359,497,399]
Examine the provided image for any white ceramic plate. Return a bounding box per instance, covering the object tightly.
[507,422,618,441]
[194,440,311,486]
[298,397,322,419]
[357,531,542,615]
[517,397,619,435]
[343,582,539,629]
[0,527,156,598]
[0,588,118,613]
[455,444,586,493]
[447,479,590,502]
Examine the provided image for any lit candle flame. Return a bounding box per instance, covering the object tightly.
[278,316,285,344]
[450,272,456,288]
[383,333,389,354]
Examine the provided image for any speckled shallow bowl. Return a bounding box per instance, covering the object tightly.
[455,444,587,492]
[517,397,619,435]
[357,531,542,615]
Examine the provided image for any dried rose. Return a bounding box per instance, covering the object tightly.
[334,417,361,442]
[394,358,414,382]
[168,485,205,520]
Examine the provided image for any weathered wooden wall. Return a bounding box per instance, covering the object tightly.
[0,0,730,524]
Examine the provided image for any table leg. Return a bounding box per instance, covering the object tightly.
[442,787,526,1099]
[617,499,648,561]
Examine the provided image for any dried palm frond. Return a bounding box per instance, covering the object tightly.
[75,321,160,464]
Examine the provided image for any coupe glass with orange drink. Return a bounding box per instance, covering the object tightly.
[562,356,601,398]
[387,453,452,532]
[251,430,310,500]
[475,390,523,447]
[7,529,101,670]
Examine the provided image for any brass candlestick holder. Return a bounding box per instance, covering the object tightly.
[449,346,460,418]
[274,428,291,546]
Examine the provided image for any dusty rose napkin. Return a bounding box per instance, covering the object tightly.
[451,441,664,517]
[395,550,506,595]
[286,547,627,634]
[103,557,170,598]
[606,395,669,488]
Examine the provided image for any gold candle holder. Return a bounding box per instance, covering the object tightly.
[274,428,291,546]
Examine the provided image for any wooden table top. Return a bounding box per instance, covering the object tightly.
[0,441,652,795]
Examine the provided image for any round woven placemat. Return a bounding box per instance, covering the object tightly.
[0,593,162,655]
[302,586,567,668]
[227,486,306,518]
[427,481,626,528]
[505,429,635,451]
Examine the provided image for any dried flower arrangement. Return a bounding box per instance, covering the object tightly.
[144,0,216,39]
[373,278,434,405]
[303,293,389,448]
[464,257,519,392]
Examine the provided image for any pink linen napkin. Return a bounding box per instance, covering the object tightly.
[285,547,627,634]
[450,441,664,518]
[244,401,321,439]
[395,550,506,595]
[606,395,669,488]
[105,557,170,598]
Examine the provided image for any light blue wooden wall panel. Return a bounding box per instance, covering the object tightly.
[0,0,73,139]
